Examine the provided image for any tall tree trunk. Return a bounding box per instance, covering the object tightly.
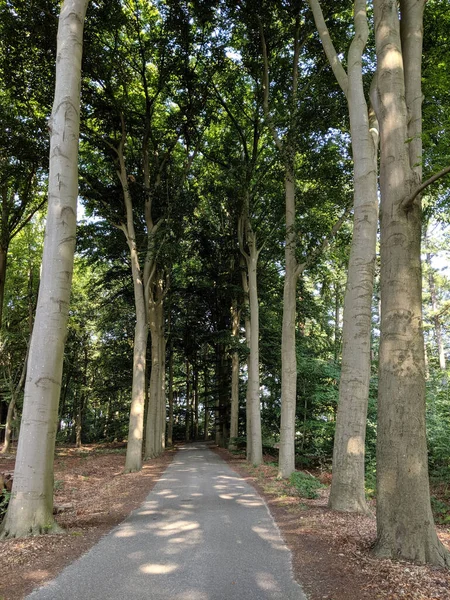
[238,206,262,463]
[333,282,341,364]
[0,246,7,329]
[2,397,16,455]
[278,170,299,478]
[185,359,191,443]
[0,0,89,539]
[308,0,379,512]
[229,299,240,450]
[75,394,83,448]
[159,308,166,452]
[167,345,174,447]
[214,345,223,447]
[309,0,379,513]
[119,161,148,473]
[75,342,88,448]
[193,365,199,441]
[247,244,262,464]
[373,0,449,566]
[145,300,164,458]
[425,248,446,371]
[1,339,30,455]
[240,263,252,461]
[204,360,209,441]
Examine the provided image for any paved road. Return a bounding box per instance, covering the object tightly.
[28,443,307,600]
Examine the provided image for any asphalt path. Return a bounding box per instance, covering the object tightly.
[28,443,307,600]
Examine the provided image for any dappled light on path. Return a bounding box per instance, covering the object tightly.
[27,443,306,600]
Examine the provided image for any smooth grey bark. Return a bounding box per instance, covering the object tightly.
[260,20,301,478]
[425,240,446,370]
[167,346,174,447]
[204,362,209,441]
[238,213,262,465]
[241,253,252,462]
[247,246,262,464]
[229,299,240,450]
[193,366,199,440]
[117,136,148,474]
[278,170,299,478]
[0,246,7,329]
[145,293,165,459]
[261,21,348,478]
[373,0,450,566]
[308,0,379,513]
[186,359,191,443]
[0,0,89,538]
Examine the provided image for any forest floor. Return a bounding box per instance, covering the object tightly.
[0,443,449,600]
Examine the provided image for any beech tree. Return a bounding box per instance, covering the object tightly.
[308,0,379,513]
[81,0,207,467]
[373,0,450,565]
[0,0,89,538]
[207,59,268,462]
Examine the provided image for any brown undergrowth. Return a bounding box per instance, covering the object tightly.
[213,446,450,600]
[0,444,174,600]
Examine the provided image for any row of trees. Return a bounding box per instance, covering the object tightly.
[1,0,450,568]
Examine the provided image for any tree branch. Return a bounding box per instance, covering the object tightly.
[212,81,249,163]
[258,18,284,153]
[402,165,450,211]
[295,206,351,277]
[307,0,349,97]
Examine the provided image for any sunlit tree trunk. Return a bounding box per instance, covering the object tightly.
[373,0,450,566]
[238,203,262,463]
[0,0,89,538]
[118,139,148,473]
[247,240,262,464]
[278,169,299,478]
[308,0,379,513]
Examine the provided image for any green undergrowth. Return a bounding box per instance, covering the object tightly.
[431,495,450,524]
[0,490,11,520]
[289,471,324,499]
[243,459,326,501]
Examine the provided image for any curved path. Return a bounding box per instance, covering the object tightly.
[28,443,306,600]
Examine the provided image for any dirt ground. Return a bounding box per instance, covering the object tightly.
[1,443,450,600]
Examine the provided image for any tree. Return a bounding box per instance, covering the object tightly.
[373,0,450,566]
[308,0,379,513]
[0,0,89,538]
[252,2,350,478]
[0,217,43,454]
[0,0,55,327]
